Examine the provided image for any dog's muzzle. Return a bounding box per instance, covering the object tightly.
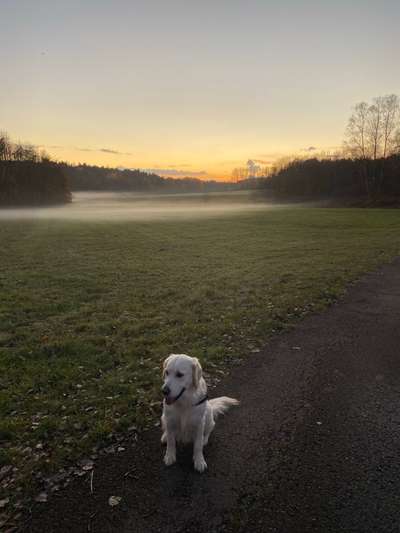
[163,386,185,405]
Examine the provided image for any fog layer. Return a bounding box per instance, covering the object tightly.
[0,191,280,221]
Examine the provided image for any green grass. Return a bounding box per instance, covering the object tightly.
[1,206,400,501]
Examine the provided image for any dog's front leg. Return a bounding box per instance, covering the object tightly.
[193,418,207,473]
[164,426,176,466]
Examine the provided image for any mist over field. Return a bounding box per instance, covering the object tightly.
[0,191,283,221]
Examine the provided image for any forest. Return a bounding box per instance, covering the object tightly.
[267,155,400,201]
[0,134,71,206]
[62,163,234,193]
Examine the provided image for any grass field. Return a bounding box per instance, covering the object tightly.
[1,203,400,504]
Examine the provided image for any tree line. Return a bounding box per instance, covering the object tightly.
[62,163,234,193]
[267,155,400,200]
[265,95,400,202]
[0,132,71,206]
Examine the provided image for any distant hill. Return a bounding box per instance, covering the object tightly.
[61,163,235,193]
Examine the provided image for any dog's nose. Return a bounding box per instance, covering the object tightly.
[162,384,170,396]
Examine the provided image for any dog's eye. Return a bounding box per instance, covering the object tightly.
[176,372,184,378]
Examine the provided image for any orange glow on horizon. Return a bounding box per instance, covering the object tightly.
[33,141,339,182]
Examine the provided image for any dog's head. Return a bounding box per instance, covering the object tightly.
[161,354,202,405]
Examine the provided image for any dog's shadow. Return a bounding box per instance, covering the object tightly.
[160,442,214,498]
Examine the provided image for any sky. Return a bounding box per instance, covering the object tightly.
[1,0,399,180]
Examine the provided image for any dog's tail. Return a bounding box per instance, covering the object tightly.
[209,396,239,419]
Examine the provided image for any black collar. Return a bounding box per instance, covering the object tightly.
[166,390,208,406]
[174,387,186,402]
[193,394,208,407]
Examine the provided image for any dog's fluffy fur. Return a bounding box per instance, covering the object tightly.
[161,353,238,472]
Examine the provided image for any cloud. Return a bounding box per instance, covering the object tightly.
[299,145,342,155]
[39,144,134,156]
[73,146,133,156]
[301,146,317,152]
[100,148,133,155]
[36,144,63,149]
[143,167,209,178]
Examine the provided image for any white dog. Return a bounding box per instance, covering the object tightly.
[161,354,239,472]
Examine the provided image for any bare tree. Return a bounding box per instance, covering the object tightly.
[367,99,383,160]
[380,94,400,158]
[231,166,248,182]
[0,131,12,161]
[12,142,26,161]
[345,95,400,160]
[344,95,400,195]
[22,144,39,162]
[344,102,369,159]
[39,149,52,163]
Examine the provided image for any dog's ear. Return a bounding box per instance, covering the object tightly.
[192,357,202,389]
[162,354,174,377]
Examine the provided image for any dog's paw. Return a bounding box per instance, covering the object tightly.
[161,432,167,444]
[164,451,176,466]
[194,455,207,473]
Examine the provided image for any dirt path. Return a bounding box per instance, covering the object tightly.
[22,258,400,533]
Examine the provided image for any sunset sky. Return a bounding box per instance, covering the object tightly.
[1,0,399,180]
